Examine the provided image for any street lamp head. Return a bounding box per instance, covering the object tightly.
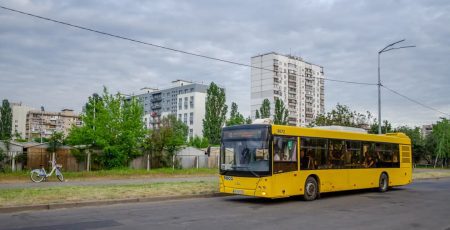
[379,39,406,53]
[377,39,415,134]
[382,45,416,53]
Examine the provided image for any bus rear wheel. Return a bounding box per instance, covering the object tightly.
[304,177,318,201]
[378,173,389,192]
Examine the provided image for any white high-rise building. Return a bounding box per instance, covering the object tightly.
[11,102,34,139]
[135,80,210,139]
[251,52,325,126]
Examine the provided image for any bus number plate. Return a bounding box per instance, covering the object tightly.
[276,129,285,134]
[233,189,244,195]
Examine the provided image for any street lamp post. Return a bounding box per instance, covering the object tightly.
[377,39,415,134]
[88,93,99,172]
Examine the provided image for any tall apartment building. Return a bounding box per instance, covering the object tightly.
[11,102,34,139]
[26,109,82,140]
[136,80,209,139]
[251,52,325,126]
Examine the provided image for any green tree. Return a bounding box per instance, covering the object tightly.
[0,99,12,140]
[259,99,271,119]
[432,118,450,166]
[203,82,227,145]
[0,147,5,172]
[311,103,373,128]
[255,110,260,119]
[47,131,64,162]
[67,87,146,169]
[395,126,425,163]
[245,116,252,124]
[189,136,209,148]
[144,114,188,167]
[369,119,393,134]
[48,131,64,153]
[226,102,245,126]
[273,98,289,125]
[424,132,437,164]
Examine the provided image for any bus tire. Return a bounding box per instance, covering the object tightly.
[378,173,389,192]
[304,176,318,201]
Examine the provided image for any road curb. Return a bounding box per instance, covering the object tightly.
[413,176,450,181]
[0,192,227,214]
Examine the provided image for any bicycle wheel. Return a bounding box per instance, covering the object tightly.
[56,169,64,182]
[30,169,45,183]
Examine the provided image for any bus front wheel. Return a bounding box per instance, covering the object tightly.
[378,173,389,192]
[304,177,318,201]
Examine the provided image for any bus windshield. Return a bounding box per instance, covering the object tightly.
[220,126,270,177]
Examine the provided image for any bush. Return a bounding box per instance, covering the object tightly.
[188,136,209,148]
[0,148,5,161]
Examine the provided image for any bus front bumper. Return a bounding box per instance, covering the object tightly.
[219,176,271,197]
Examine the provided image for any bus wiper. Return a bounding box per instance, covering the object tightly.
[231,165,260,178]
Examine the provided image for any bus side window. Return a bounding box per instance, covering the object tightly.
[362,142,374,168]
[346,141,362,168]
[392,144,400,167]
[300,137,327,170]
[329,139,345,169]
[273,136,297,174]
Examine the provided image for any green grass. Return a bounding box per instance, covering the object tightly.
[0,168,218,182]
[413,168,450,180]
[0,181,218,207]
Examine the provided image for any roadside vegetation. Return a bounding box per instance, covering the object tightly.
[0,180,218,207]
[413,168,450,180]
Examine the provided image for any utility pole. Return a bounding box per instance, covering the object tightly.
[40,106,44,143]
[377,40,415,134]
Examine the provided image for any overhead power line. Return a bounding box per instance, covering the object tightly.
[0,5,376,86]
[382,85,450,117]
[2,5,448,117]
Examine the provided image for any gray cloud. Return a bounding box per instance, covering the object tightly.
[0,0,449,127]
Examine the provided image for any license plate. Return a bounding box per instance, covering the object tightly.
[233,189,244,195]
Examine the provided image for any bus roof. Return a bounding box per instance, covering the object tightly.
[260,125,411,144]
[222,124,410,144]
[271,124,411,145]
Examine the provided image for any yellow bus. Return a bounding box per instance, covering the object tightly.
[219,124,412,200]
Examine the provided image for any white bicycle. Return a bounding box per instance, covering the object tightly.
[30,160,64,182]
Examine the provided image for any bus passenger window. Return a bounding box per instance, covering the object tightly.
[362,142,375,168]
[300,137,327,170]
[392,144,400,167]
[273,136,298,174]
[345,141,362,168]
[329,140,345,169]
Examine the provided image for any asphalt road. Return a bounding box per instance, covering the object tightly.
[1,178,450,230]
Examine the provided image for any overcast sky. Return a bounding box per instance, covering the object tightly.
[1,0,449,127]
